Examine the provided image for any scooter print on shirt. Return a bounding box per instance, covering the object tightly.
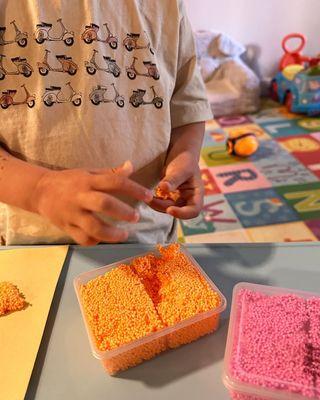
[0,54,33,80]
[123,31,154,55]
[129,86,163,109]
[0,84,35,109]
[85,50,120,78]
[42,82,82,107]
[89,83,125,108]
[0,21,28,48]
[126,57,159,81]
[37,49,78,76]
[34,19,74,46]
[81,23,118,49]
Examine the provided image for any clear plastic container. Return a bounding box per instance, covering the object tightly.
[74,245,227,375]
[223,282,320,400]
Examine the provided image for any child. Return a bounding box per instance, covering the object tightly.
[0,0,212,245]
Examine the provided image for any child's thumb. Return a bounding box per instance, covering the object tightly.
[113,160,134,176]
[159,170,187,192]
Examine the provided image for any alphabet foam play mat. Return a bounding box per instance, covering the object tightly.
[178,99,320,243]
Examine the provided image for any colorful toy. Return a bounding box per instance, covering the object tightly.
[227,133,259,157]
[271,33,320,116]
[279,33,320,71]
[271,65,320,116]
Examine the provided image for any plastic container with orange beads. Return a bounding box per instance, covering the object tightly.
[74,244,226,375]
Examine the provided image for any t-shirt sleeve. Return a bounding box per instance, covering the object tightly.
[170,1,213,129]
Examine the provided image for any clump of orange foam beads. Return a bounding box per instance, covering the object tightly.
[0,282,26,316]
[155,187,180,202]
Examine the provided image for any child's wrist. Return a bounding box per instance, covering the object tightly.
[29,169,52,214]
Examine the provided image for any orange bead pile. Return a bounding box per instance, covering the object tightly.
[80,244,222,374]
[80,265,163,352]
[154,187,180,202]
[0,282,26,316]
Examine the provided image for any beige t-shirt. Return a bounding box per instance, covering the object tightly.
[0,0,212,245]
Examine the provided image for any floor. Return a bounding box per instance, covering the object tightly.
[178,98,320,243]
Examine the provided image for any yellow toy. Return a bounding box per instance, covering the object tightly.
[227,133,259,157]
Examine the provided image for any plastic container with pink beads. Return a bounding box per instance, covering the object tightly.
[223,282,320,400]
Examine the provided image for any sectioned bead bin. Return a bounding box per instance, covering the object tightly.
[74,244,227,375]
[223,282,320,400]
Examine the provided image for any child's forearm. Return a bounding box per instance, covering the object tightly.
[0,146,48,213]
[166,122,205,164]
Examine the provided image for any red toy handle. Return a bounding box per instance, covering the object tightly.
[280,33,309,71]
[282,33,306,54]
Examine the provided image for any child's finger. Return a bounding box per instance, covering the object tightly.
[66,224,99,247]
[166,204,201,219]
[148,197,175,213]
[166,190,203,219]
[111,160,133,176]
[77,213,129,243]
[78,191,140,223]
[91,160,134,177]
[159,169,189,192]
[92,174,153,203]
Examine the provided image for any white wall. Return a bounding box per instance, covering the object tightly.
[184,0,320,79]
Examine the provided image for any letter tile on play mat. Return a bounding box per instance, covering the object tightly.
[206,119,221,130]
[203,129,227,148]
[278,135,320,173]
[311,132,320,142]
[226,189,299,228]
[249,140,292,163]
[251,107,298,124]
[254,157,318,187]
[276,182,320,220]
[201,145,245,167]
[247,222,317,242]
[259,119,310,137]
[180,194,242,236]
[210,163,271,194]
[224,124,271,141]
[296,118,320,132]
[216,115,252,127]
[185,229,250,244]
[201,169,221,195]
[305,219,320,240]
[308,163,320,178]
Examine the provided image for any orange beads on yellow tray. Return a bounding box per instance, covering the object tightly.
[0,282,26,316]
[74,244,226,375]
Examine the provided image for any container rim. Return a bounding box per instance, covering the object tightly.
[222,282,320,400]
[74,244,227,360]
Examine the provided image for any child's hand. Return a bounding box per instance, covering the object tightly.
[149,152,204,219]
[32,161,153,246]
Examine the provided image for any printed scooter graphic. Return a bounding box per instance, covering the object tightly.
[85,49,120,77]
[0,20,28,48]
[34,19,74,46]
[126,57,159,80]
[123,31,154,55]
[42,82,82,107]
[0,84,35,109]
[37,49,77,76]
[81,23,118,49]
[90,83,125,108]
[129,86,163,109]
[0,54,33,80]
